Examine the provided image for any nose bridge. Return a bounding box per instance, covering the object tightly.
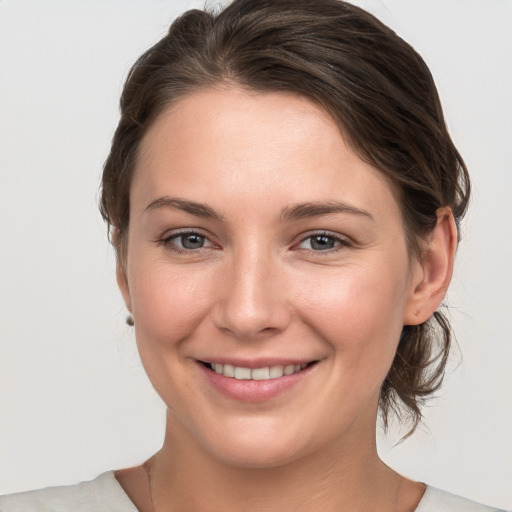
[214,241,289,338]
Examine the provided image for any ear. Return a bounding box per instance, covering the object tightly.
[116,259,132,313]
[112,228,132,312]
[403,207,458,325]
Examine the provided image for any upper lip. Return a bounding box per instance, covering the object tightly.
[198,358,318,369]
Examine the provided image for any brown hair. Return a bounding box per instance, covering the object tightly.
[100,0,470,433]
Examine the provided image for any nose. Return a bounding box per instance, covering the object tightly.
[212,247,291,340]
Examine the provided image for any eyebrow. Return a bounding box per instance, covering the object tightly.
[144,196,224,220]
[280,201,374,222]
[144,196,373,223]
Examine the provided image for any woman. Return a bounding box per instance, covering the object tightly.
[0,0,508,510]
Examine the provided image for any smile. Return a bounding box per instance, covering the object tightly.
[207,362,309,380]
[199,360,319,402]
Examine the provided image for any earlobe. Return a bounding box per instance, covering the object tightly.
[403,207,458,325]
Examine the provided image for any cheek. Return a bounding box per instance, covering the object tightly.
[128,258,215,344]
[127,260,218,407]
[294,260,409,366]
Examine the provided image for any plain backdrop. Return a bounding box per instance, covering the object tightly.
[0,0,511,508]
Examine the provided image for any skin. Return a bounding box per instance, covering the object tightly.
[115,88,457,512]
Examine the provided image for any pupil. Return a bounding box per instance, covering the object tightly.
[181,234,204,249]
[311,235,334,250]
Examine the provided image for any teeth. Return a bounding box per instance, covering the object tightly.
[234,367,251,380]
[269,365,284,378]
[251,367,270,380]
[223,364,235,377]
[209,363,308,380]
[283,364,295,376]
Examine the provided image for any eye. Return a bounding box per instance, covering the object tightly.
[173,232,207,250]
[158,230,216,253]
[297,233,347,251]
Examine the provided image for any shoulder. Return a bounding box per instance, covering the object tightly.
[415,486,509,512]
[0,471,138,512]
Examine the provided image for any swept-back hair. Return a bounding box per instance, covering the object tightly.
[100,0,470,433]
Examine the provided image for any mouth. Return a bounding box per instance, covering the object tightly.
[201,361,317,380]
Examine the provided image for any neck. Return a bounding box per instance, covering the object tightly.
[146,410,412,512]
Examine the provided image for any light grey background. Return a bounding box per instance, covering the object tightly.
[0,0,511,508]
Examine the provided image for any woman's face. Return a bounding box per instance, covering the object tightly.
[119,88,424,467]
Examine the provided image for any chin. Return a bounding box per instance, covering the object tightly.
[195,417,315,469]
[210,440,302,470]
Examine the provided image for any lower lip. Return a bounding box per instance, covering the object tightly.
[199,363,314,403]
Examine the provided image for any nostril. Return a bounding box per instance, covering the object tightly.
[211,270,291,339]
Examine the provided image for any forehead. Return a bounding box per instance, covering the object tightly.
[137,87,344,172]
[132,87,401,225]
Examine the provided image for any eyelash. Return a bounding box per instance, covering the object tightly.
[156,230,351,255]
[156,229,215,254]
[295,231,351,253]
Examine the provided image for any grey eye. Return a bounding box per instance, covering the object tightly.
[307,235,337,250]
[178,233,206,249]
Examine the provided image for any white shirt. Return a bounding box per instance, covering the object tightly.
[0,471,507,511]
